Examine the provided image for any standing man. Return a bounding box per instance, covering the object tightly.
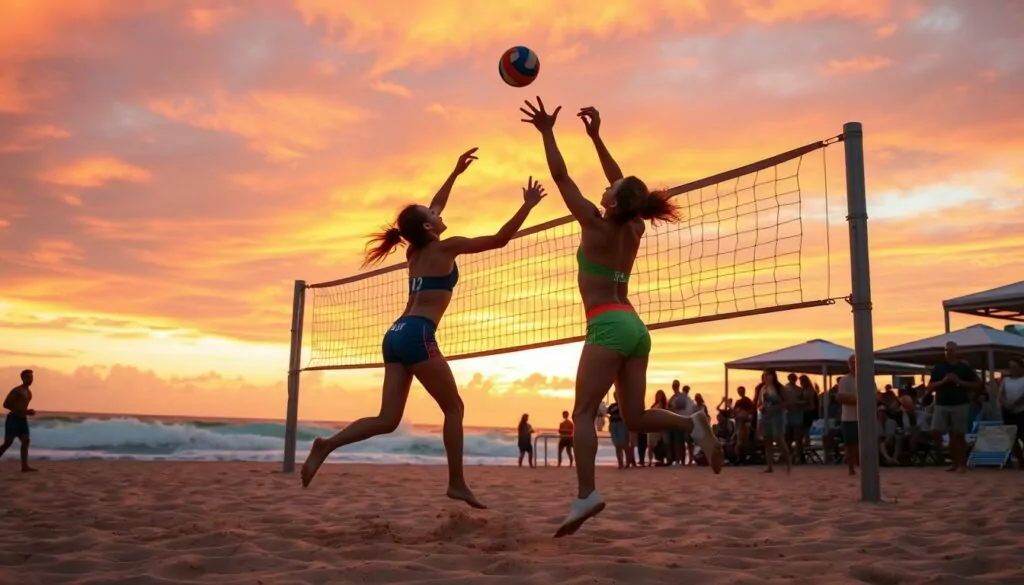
[927,342,981,473]
[1,369,38,472]
[557,410,575,467]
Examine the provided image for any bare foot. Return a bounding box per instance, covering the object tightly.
[300,438,331,488]
[447,485,487,509]
[21,466,38,473]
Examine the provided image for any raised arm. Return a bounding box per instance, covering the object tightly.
[438,177,545,256]
[520,98,601,227]
[578,107,624,184]
[428,148,478,214]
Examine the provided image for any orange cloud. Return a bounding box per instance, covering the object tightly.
[58,193,83,206]
[823,55,894,74]
[876,23,898,37]
[148,92,369,161]
[186,7,238,33]
[292,0,712,77]
[38,157,152,187]
[370,80,413,98]
[0,0,129,58]
[31,239,84,266]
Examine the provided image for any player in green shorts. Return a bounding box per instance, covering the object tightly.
[521,98,725,538]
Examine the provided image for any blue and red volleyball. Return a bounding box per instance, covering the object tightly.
[498,46,539,88]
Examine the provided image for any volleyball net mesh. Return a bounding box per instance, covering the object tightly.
[305,137,841,370]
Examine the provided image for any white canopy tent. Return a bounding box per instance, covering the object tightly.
[723,339,929,430]
[724,338,930,377]
[943,280,1024,332]
[876,324,1024,372]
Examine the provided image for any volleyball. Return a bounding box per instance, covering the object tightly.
[498,46,540,88]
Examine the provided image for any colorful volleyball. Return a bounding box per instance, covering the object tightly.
[499,46,540,88]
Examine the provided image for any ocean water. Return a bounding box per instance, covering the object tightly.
[23,413,621,466]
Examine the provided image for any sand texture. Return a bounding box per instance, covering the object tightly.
[2,461,1023,584]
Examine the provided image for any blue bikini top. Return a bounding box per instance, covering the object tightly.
[409,262,459,293]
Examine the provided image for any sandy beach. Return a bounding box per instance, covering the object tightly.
[2,461,1022,585]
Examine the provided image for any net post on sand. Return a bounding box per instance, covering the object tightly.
[283,123,880,503]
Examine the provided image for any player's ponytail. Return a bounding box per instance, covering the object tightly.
[638,189,681,225]
[610,176,683,226]
[362,226,405,268]
[362,204,434,268]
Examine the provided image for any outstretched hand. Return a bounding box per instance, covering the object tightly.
[453,147,478,175]
[522,176,546,207]
[520,97,561,132]
[578,106,601,137]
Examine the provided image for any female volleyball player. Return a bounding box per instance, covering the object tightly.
[301,148,547,510]
[520,99,724,537]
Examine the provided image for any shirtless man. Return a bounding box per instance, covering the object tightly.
[1,370,38,472]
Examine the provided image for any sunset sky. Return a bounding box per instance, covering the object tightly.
[1,0,1022,428]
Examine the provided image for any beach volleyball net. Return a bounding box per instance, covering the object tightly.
[284,123,878,495]
[300,137,842,371]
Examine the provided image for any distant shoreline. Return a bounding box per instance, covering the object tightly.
[35,410,521,434]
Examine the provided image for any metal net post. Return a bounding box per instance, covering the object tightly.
[283,280,306,473]
[844,122,881,502]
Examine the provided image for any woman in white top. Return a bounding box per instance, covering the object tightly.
[996,355,1024,469]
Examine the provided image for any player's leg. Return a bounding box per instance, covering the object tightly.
[411,355,486,509]
[301,362,412,487]
[620,313,721,472]
[553,343,621,537]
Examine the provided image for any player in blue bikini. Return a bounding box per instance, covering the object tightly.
[301,148,546,509]
[521,99,724,536]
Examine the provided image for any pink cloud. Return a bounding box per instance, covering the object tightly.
[0,123,69,152]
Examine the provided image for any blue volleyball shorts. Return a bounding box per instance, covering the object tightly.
[381,315,442,366]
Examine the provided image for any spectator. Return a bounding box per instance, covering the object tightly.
[926,342,981,473]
